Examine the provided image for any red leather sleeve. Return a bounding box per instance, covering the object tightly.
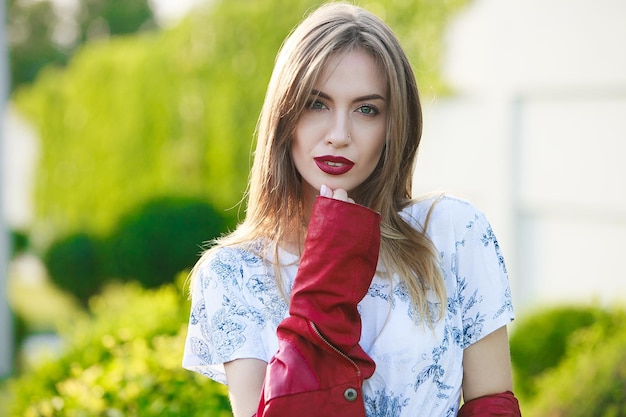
[256,197,381,417]
[458,391,521,417]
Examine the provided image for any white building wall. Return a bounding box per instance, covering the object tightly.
[414,0,626,312]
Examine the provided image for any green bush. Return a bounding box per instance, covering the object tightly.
[10,229,30,257]
[509,305,613,399]
[44,232,107,306]
[525,308,626,417]
[3,281,232,417]
[43,196,231,304]
[105,196,231,288]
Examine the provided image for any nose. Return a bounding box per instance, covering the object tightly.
[326,113,351,147]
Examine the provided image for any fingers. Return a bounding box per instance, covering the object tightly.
[320,184,333,198]
[320,184,355,203]
[331,188,352,203]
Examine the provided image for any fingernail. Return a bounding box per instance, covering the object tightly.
[320,184,328,196]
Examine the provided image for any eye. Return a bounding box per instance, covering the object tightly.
[357,104,379,116]
[307,100,327,111]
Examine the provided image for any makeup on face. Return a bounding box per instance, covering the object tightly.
[291,48,387,204]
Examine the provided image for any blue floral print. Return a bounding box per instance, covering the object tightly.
[364,389,409,416]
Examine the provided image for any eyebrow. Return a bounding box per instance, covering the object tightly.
[311,89,386,103]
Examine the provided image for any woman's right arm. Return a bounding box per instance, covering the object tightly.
[224,358,267,417]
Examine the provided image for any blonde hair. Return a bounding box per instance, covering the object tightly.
[197,2,446,324]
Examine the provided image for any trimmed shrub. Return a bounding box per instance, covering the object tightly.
[43,196,231,304]
[44,232,107,306]
[105,196,230,288]
[3,281,232,417]
[509,305,612,399]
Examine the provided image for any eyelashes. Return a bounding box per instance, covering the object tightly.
[307,99,326,110]
[356,104,379,116]
[305,99,380,116]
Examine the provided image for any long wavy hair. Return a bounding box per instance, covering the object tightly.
[197,2,446,324]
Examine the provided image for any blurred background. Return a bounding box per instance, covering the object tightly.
[1,0,625,416]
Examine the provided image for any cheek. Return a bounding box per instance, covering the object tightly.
[292,124,309,155]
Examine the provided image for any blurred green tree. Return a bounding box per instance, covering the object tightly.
[76,0,155,42]
[13,0,468,242]
[7,0,155,90]
[6,0,62,90]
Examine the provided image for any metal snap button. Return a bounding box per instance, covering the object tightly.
[344,388,358,402]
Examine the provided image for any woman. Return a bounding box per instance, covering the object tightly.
[183,2,521,416]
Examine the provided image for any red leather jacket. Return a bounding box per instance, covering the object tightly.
[255,197,522,417]
[257,196,380,417]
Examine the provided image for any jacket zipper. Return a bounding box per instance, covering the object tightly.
[308,320,361,378]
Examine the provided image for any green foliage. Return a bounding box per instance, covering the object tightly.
[44,233,107,305]
[7,0,155,90]
[13,0,469,242]
[10,229,30,257]
[3,282,232,417]
[105,196,230,288]
[509,305,613,399]
[6,0,65,90]
[523,308,626,417]
[77,0,155,41]
[11,313,29,371]
[42,197,231,304]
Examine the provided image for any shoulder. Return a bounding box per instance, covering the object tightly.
[401,194,487,240]
[194,243,267,287]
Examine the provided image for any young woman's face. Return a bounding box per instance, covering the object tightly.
[292,48,387,203]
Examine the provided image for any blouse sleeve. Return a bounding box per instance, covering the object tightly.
[449,207,515,349]
[182,246,285,384]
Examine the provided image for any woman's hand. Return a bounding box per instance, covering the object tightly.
[320,184,355,203]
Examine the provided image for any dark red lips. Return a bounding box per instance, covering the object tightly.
[314,155,355,175]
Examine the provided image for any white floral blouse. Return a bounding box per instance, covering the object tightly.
[183,195,515,417]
